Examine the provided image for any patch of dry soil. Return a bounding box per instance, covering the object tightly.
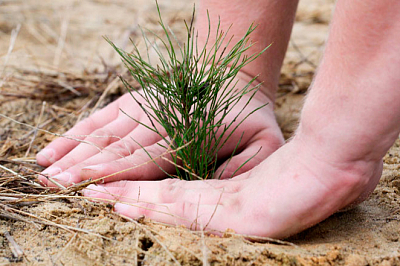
[0,0,399,265]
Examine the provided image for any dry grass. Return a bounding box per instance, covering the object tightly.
[0,2,312,260]
[3,1,400,265]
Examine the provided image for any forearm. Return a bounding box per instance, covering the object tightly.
[196,0,299,100]
[298,0,400,163]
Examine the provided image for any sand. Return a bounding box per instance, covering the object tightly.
[0,0,399,265]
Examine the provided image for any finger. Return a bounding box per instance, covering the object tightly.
[83,178,241,205]
[215,131,283,179]
[40,126,164,187]
[73,122,166,168]
[38,114,140,186]
[83,180,243,233]
[79,139,177,184]
[36,95,126,166]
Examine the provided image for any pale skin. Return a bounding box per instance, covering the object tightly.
[37,0,400,238]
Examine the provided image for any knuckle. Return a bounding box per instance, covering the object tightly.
[141,143,164,156]
[175,201,193,218]
[113,188,128,201]
[91,128,114,139]
[87,128,118,146]
[132,143,164,162]
[227,181,243,193]
[137,202,154,217]
[224,192,243,213]
[55,155,77,168]
[215,180,243,194]
[106,139,136,156]
[131,146,148,158]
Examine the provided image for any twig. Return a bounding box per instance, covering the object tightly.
[20,117,57,139]
[290,39,317,69]
[1,203,114,241]
[193,194,201,231]
[0,113,109,154]
[0,212,41,229]
[4,231,24,261]
[57,80,81,96]
[204,188,224,231]
[0,164,42,188]
[235,233,299,247]
[0,164,26,180]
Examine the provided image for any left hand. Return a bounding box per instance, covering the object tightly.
[37,72,284,187]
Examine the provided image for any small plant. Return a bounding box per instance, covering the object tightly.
[106,2,269,181]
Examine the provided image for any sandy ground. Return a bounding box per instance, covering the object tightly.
[0,0,400,265]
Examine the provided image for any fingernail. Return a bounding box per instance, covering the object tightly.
[114,203,130,213]
[37,148,56,163]
[82,164,104,172]
[41,166,62,177]
[52,172,72,183]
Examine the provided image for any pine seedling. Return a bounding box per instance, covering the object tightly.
[106,2,269,181]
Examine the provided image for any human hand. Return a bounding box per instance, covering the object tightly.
[83,137,382,238]
[37,72,284,187]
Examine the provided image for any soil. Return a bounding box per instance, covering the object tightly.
[0,0,400,265]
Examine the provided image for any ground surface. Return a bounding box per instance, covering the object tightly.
[0,0,400,265]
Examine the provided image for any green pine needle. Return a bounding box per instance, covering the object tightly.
[106,1,269,181]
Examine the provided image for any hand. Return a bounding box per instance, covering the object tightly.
[37,72,284,187]
[83,137,382,238]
